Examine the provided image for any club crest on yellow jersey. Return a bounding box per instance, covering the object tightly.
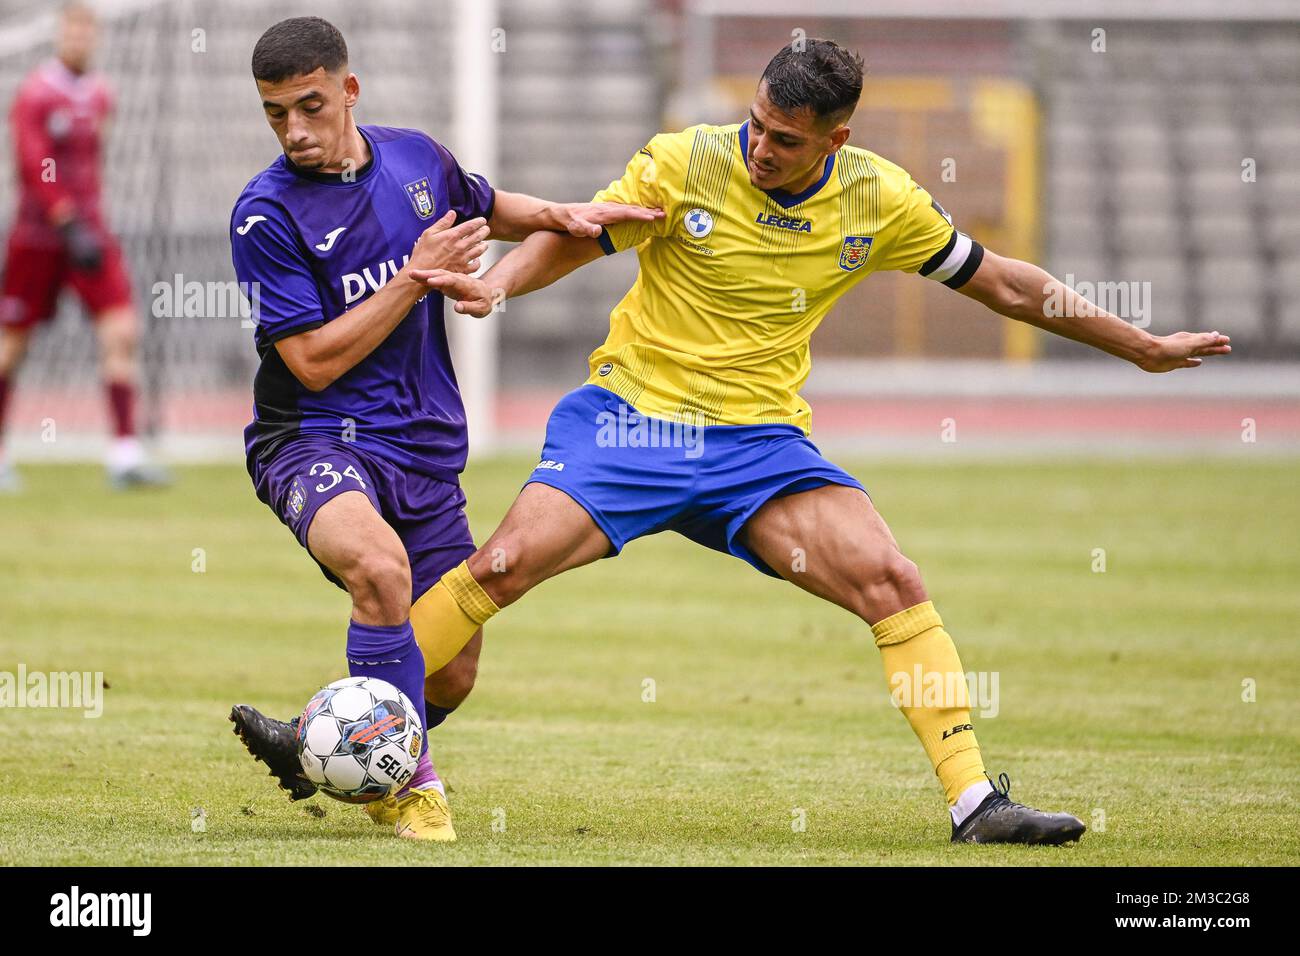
[838,235,873,272]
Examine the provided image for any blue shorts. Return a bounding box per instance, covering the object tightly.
[524,385,867,577]
[248,437,475,599]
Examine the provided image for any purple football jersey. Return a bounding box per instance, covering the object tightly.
[231,125,494,482]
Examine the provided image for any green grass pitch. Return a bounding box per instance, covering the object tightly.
[1,457,1296,865]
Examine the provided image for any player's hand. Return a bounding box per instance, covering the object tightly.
[59,219,105,272]
[1136,331,1232,372]
[556,202,664,239]
[409,269,498,317]
[407,211,491,276]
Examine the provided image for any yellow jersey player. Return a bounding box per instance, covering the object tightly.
[413,39,1231,845]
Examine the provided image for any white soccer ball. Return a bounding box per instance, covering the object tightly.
[296,676,423,804]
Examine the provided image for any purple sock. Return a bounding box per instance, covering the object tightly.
[399,750,442,798]
[345,620,428,759]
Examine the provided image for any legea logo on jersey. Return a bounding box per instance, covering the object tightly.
[683,208,714,239]
[405,177,436,219]
[342,254,412,304]
[755,212,812,233]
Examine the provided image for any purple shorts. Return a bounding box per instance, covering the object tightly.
[249,437,475,600]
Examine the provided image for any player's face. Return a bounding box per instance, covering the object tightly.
[747,84,849,194]
[257,67,359,171]
[56,8,98,73]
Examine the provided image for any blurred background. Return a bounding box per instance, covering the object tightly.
[1,0,1298,462]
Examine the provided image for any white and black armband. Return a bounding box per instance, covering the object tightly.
[919,231,985,289]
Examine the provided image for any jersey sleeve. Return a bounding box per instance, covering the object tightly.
[874,179,984,289]
[10,81,72,220]
[230,200,326,349]
[431,140,495,223]
[591,134,678,255]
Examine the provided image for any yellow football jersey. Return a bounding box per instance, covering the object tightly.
[587,121,983,434]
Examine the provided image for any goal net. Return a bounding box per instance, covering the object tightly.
[0,0,459,461]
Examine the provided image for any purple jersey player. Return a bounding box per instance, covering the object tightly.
[226,16,661,842]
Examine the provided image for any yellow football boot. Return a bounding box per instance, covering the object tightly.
[363,793,400,827]
[392,787,456,842]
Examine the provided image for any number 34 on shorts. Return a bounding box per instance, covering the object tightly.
[309,460,367,492]
[285,459,369,526]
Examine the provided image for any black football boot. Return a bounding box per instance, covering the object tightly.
[951,773,1086,845]
[229,704,318,801]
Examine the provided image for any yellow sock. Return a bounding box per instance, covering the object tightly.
[871,601,988,805]
[410,560,500,675]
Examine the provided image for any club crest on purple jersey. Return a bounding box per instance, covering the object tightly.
[287,476,308,520]
[404,177,436,219]
[236,126,494,483]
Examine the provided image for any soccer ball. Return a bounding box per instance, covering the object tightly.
[295,676,423,804]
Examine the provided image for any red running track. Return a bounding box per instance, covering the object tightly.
[5,388,1298,446]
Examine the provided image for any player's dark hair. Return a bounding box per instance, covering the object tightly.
[251,17,348,83]
[760,38,864,127]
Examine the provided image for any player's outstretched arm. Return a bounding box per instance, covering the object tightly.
[411,229,606,318]
[276,212,490,391]
[956,249,1232,372]
[487,190,663,242]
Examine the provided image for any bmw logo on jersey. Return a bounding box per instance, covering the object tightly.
[683,208,714,239]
